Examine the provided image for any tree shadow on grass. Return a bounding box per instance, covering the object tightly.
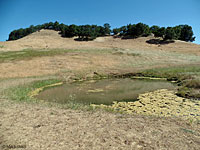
[74,37,96,41]
[146,39,175,45]
[74,38,89,41]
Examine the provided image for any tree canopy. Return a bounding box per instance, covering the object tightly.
[8,21,195,42]
[113,23,195,42]
[8,22,111,41]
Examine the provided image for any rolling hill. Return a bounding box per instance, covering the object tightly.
[0,29,200,56]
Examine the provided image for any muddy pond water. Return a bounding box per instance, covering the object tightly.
[36,78,176,105]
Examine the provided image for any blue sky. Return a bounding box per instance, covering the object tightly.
[0,0,200,44]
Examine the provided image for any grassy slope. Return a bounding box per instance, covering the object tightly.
[140,66,200,98]
[0,49,77,63]
[1,48,200,99]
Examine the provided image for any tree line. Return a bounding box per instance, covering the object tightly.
[8,21,195,42]
[113,23,195,42]
[8,21,111,41]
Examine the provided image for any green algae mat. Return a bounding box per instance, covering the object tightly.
[92,89,200,121]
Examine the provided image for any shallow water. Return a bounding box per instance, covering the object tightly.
[36,78,176,105]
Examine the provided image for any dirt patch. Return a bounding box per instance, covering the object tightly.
[0,97,200,150]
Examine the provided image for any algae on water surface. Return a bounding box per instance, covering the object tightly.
[91,89,200,121]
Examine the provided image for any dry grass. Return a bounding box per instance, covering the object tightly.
[0,47,199,79]
[0,29,200,55]
[0,30,200,149]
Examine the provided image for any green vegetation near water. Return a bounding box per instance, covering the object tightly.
[4,64,200,119]
[4,64,200,102]
[5,79,61,102]
[5,78,93,111]
[140,66,200,79]
[139,66,200,99]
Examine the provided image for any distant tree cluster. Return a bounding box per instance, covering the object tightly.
[8,21,111,41]
[113,23,195,42]
[8,21,195,42]
[60,23,111,40]
[112,23,151,38]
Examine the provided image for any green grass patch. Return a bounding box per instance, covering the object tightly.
[183,79,200,89]
[140,65,200,79]
[181,128,200,136]
[4,77,124,113]
[0,49,73,63]
[0,48,115,63]
[4,78,95,111]
[139,65,200,99]
[0,45,4,48]
[5,79,61,102]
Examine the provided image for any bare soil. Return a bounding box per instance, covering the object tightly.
[1,96,200,150]
[0,30,200,149]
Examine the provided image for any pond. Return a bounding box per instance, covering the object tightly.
[36,78,176,105]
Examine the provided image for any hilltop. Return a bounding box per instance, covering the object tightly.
[0,29,200,56]
[0,29,200,80]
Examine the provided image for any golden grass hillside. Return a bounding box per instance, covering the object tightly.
[0,29,200,56]
[0,29,200,150]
